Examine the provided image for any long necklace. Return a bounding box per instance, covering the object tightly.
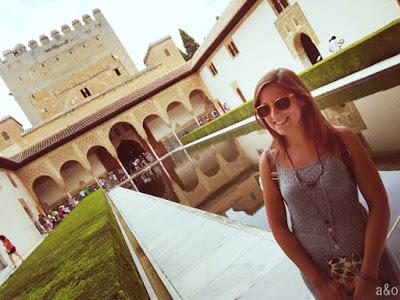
[284,140,340,250]
[284,139,323,188]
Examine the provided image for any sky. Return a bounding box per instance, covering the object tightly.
[0,0,231,129]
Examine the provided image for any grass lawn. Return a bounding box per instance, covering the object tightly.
[0,189,148,300]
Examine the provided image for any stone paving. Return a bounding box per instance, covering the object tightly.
[109,187,313,299]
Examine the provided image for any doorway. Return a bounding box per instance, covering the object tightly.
[300,33,322,65]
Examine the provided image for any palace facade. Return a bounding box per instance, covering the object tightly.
[0,0,398,267]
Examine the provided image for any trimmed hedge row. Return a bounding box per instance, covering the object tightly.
[186,121,261,153]
[299,19,400,90]
[182,19,400,145]
[0,190,148,300]
[182,100,254,144]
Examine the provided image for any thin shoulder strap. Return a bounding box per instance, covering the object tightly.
[265,150,279,184]
[264,149,290,207]
[337,135,355,180]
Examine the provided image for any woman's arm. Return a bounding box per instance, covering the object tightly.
[259,153,329,285]
[338,126,390,278]
[259,152,352,299]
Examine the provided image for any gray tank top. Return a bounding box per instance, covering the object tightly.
[277,153,366,276]
[274,152,400,293]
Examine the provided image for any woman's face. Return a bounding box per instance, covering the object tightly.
[257,83,305,136]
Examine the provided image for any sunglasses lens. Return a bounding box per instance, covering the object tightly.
[257,105,270,118]
[275,97,291,110]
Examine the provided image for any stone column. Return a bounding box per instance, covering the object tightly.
[96,134,139,191]
[28,187,46,215]
[212,99,224,115]
[170,126,183,146]
[114,156,139,191]
[88,170,100,187]
[169,125,195,164]
[191,111,201,126]
[144,139,173,182]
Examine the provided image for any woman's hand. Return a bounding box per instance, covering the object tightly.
[346,276,379,300]
[312,277,351,300]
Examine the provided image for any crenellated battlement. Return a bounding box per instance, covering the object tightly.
[0,7,138,126]
[0,8,105,64]
[0,115,12,123]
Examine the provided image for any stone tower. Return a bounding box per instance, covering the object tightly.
[267,0,321,67]
[0,9,138,126]
[143,36,186,70]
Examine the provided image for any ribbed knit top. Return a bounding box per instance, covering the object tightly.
[277,154,367,276]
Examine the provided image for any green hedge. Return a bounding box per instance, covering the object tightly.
[187,121,261,153]
[0,190,148,300]
[299,19,400,90]
[182,19,400,145]
[181,100,254,144]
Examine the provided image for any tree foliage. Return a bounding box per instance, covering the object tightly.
[179,28,200,61]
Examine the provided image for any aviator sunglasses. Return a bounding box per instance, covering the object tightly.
[255,93,295,118]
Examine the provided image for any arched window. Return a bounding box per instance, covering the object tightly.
[272,0,289,14]
[164,49,170,57]
[7,173,17,188]
[1,131,10,141]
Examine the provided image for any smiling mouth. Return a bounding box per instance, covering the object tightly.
[273,117,289,125]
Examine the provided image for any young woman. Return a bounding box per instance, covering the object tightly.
[0,235,23,269]
[255,68,400,299]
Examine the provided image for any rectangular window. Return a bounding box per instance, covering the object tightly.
[7,173,17,188]
[272,0,289,14]
[18,198,35,221]
[208,63,218,76]
[80,87,92,98]
[114,68,121,76]
[164,49,171,56]
[227,41,239,57]
[236,88,246,103]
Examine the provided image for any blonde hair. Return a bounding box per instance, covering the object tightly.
[253,68,338,161]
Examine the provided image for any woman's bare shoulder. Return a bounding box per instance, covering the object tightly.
[332,125,363,152]
[333,125,357,141]
[259,149,271,171]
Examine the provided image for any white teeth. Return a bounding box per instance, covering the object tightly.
[274,117,288,125]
